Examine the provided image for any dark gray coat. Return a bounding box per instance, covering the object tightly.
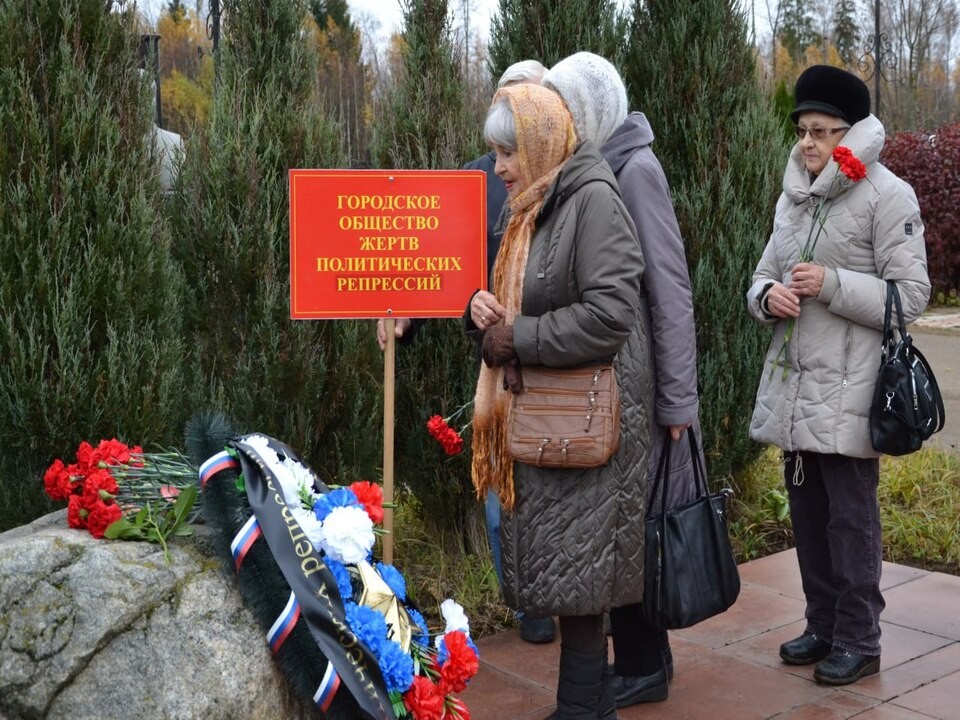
[501,141,655,616]
[603,113,703,509]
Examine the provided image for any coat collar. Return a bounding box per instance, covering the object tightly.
[782,114,885,203]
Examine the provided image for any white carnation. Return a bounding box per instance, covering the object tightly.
[319,506,374,564]
[292,506,324,549]
[440,598,470,636]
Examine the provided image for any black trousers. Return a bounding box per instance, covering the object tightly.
[609,603,668,676]
[784,451,884,656]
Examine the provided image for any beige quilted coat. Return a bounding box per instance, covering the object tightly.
[747,114,930,458]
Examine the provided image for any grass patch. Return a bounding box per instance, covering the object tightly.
[392,492,514,640]
[879,446,960,573]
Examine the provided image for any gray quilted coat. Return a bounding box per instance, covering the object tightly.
[502,141,655,617]
[603,113,702,509]
[747,114,930,458]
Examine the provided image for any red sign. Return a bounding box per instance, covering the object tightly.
[289,169,487,319]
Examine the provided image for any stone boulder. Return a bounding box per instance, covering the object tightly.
[0,512,319,720]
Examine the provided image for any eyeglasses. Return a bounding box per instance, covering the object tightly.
[794,125,849,141]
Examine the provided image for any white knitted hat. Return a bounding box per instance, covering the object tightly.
[542,52,628,146]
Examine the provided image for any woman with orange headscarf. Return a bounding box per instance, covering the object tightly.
[467,83,654,719]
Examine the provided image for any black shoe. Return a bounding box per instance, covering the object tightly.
[814,649,880,686]
[612,667,668,708]
[520,614,556,644]
[663,644,674,682]
[779,633,832,666]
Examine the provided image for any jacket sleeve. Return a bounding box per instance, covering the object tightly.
[513,183,644,367]
[618,155,699,426]
[818,174,930,329]
[746,195,789,326]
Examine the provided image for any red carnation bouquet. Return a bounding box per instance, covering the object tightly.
[771,145,869,377]
[43,438,199,559]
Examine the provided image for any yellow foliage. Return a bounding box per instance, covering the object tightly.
[160,63,213,136]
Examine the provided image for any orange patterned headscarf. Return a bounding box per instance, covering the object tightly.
[471,84,577,511]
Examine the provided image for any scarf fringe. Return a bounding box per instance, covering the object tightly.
[470,400,516,511]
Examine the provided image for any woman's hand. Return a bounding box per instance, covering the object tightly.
[764,282,801,319]
[471,290,506,330]
[788,262,825,299]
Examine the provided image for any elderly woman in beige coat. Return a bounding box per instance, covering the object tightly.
[468,83,654,719]
[747,66,929,688]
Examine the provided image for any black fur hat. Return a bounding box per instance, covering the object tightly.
[791,65,871,125]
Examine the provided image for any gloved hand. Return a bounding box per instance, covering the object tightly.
[502,360,524,394]
[481,323,516,368]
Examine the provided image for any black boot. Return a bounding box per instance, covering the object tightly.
[545,646,607,720]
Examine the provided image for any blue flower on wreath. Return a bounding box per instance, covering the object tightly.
[378,638,415,693]
[376,562,406,602]
[325,557,353,602]
[344,601,387,656]
[313,488,360,522]
[406,607,429,647]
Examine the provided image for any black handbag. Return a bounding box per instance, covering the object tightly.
[869,281,945,456]
[641,427,741,630]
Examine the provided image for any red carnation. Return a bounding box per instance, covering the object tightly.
[832,146,867,183]
[75,441,95,472]
[349,480,385,524]
[403,675,445,720]
[91,438,134,467]
[426,415,464,456]
[43,459,76,501]
[87,500,123,539]
[81,467,119,506]
[67,495,88,529]
[438,631,480,694]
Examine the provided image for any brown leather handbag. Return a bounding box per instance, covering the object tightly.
[508,364,620,468]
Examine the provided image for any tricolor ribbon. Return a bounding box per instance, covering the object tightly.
[230,515,261,571]
[267,591,301,654]
[199,450,240,489]
[313,662,341,711]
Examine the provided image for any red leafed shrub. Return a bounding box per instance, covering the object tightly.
[881,124,960,296]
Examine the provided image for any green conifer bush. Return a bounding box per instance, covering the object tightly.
[370,0,487,538]
[168,0,383,483]
[623,0,789,481]
[0,0,191,530]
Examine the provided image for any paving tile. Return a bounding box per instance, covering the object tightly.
[618,644,830,720]
[847,641,960,703]
[470,628,560,690]
[892,669,960,719]
[737,547,805,600]
[674,582,807,649]
[459,660,555,720]
[882,572,960,641]
[768,688,880,719]
[849,705,944,719]
[879,561,928,591]
[462,552,958,719]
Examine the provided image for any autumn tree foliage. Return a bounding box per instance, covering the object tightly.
[156,4,213,134]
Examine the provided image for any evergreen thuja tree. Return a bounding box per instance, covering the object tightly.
[623,0,788,482]
[488,0,627,81]
[369,0,487,540]
[0,0,191,529]
[169,0,384,484]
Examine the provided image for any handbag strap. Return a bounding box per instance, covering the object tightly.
[910,344,947,434]
[883,281,910,347]
[648,427,709,517]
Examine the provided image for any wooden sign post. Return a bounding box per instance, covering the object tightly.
[289,170,486,563]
